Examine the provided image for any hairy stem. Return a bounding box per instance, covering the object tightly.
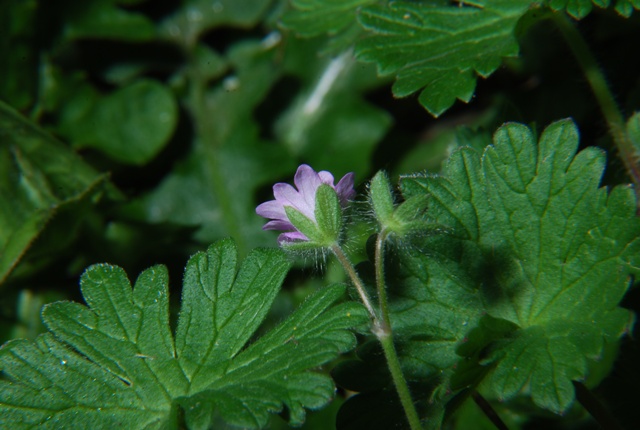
[375,230,392,330]
[553,13,640,201]
[374,231,423,430]
[330,244,377,320]
[331,242,422,429]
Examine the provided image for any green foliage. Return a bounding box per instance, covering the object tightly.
[549,0,640,18]
[0,239,368,429]
[2,0,640,428]
[58,79,178,165]
[396,120,639,414]
[356,1,530,117]
[281,0,375,37]
[0,101,107,283]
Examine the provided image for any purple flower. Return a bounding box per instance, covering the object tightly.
[256,164,356,244]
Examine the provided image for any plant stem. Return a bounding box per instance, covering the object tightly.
[378,331,423,430]
[330,244,378,320]
[553,13,640,200]
[331,241,423,430]
[471,391,509,430]
[375,230,392,330]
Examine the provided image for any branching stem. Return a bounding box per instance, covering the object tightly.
[553,13,640,203]
[331,239,422,430]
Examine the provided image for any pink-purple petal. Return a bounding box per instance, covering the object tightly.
[255,200,287,220]
[263,219,295,231]
[256,164,356,245]
[294,164,322,214]
[273,182,300,206]
[278,231,309,243]
[318,170,335,185]
[336,172,356,205]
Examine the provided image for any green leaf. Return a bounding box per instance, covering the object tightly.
[549,0,598,18]
[355,1,530,116]
[548,0,640,18]
[63,0,155,41]
[160,0,272,41]
[0,101,107,284]
[396,119,640,414]
[615,0,640,16]
[58,79,178,165]
[0,239,368,428]
[281,0,376,37]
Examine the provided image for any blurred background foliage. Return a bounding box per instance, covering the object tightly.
[1,0,640,428]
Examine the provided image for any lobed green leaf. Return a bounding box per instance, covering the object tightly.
[394,119,640,414]
[0,239,368,428]
[355,1,530,116]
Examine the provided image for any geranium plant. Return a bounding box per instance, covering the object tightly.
[1,1,639,429]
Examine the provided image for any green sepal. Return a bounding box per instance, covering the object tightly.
[369,170,396,226]
[392,193,432,235]
[369,171,434,237]
[285,206,325,243]
[315,184,342,242]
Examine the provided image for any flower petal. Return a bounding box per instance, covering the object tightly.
[263,219,295,231]
[256,200,287,220]
[278,231,309,243]
[294,164,322,215]
[335,172,356,205]
[318,170,335,186]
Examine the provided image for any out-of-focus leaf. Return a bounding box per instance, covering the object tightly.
[0,101,107,284]
[160,0,272,43]
[129,40,295,254]
[615,0,640,16]
[63,0,155,41]
[58,79,178,165]
[276,46,391,179]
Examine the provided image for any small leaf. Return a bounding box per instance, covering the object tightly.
[0,239,368,428]
[59,80,178,165]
